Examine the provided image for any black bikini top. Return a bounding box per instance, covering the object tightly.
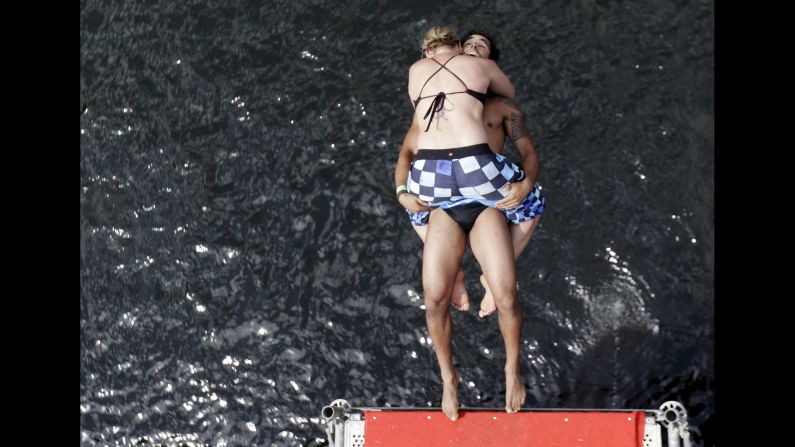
[412,55,487,132]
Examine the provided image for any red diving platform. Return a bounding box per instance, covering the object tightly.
[321,400,692,447]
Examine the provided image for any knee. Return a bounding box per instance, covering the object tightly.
[493,291,520,313]
[423,287,450,310]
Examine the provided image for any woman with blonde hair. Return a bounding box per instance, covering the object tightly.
[402,25,527,421]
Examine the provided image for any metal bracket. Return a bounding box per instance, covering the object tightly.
[656,401,692,447]
[322,399,364,447]
[643,414,663,447]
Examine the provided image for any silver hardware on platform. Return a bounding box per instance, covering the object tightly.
[656,401,692,447]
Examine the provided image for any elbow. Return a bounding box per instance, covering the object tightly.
[505,86,516,100]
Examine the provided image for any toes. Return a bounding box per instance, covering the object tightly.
[478,306,496,318]
[451,298,470,312]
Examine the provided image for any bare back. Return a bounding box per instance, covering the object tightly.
[408,53,513,150]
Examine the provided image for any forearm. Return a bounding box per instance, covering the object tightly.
[505,106,539,185]
[396,140,431,213]
[515,139,539,186]
[494,139,537,210]
[395,144,415,189]
[494,105,539,209]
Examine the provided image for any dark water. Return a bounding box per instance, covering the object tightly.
[80,0,714,445]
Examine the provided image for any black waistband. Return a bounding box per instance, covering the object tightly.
[415,143,491,160]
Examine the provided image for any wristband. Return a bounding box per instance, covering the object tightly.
[395,184,408,195]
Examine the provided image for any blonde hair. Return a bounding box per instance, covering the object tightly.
[421,26,459,53]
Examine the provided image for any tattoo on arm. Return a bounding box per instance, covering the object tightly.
[510,112,530,142]
[503,98,519,109]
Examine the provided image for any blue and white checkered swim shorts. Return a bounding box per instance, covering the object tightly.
[404,144,546,226]
[406,144,524,207]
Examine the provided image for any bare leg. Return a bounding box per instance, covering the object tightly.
[479,217,540,318]
[478,274,496,317]
[469,209,527,413]
[450,271,470,312]
[412,223,470,312]
[422,209,467,420]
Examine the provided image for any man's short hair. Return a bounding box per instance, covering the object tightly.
[461,30,500,62]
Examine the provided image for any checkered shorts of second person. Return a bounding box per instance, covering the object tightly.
[406,183,547,226]
[406,151,525,206]
[502,183,546,224]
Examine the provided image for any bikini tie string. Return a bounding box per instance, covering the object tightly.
[422,92,446,132]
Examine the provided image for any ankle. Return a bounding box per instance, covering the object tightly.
[504,363,521,376]
[441,371,459,383]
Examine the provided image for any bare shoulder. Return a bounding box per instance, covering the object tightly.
[410,57,437,74]
[408,59,425,74]
[471,57,493,73]
[477,57,498,68]
[408,60,429,96]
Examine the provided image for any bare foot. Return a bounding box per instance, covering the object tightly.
[478,275,497,318]
[450,271,470,312]
[442,372,460,421]
[504,373,526,413]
